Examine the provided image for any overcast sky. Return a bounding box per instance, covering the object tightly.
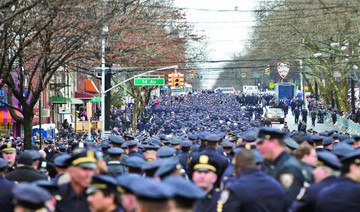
[174,0,257,60]
[174,0,257,88]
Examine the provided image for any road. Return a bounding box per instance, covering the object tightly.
[270,109,342,133]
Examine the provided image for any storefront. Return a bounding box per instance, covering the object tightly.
[0,107,21,137]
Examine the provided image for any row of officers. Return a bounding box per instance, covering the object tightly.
[1,127,360,211]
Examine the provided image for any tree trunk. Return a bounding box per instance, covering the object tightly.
[23,111,34,150]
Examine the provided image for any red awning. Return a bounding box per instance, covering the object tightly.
[75,91,97,99]
[85,80,99,93]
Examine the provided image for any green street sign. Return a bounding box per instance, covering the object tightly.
[253,74,260,78]
[91,97,101,102]
[134,78,165,86]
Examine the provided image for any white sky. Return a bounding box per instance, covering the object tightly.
[174,0,257,88]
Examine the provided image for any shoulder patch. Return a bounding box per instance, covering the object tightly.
[279,173,294,189]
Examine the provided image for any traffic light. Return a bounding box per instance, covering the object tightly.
[265,68,270,76]
[168,73,174,87]
[173,73,184,87]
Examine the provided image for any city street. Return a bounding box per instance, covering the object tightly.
[272,109,342,133]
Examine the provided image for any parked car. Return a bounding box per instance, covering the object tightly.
[264,108,285,123]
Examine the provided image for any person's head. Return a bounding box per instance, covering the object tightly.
[192,155,217,193]
[256,128,286,161]
[313,151,342,183]
[86,175,121,212]
[68,149,97,193]
[341,151,360,182]
[1,143,17,166]
[12,183,51,212]
[234,149,256,174]
[295,144,317,167]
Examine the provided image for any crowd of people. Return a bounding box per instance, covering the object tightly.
[1,91,360,212]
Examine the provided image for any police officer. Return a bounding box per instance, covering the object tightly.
[192,154,221,212]
[1,142,17,173]
[294,107,300,124]
[163,176,205,212]
[107,147,127,177]
[316,150,360,212]
[188,134,229,188]
[6,151,47,183]
[218,149,287,212]
[12,183,52,212]
[290,151,341,212]
[0,157,15,211]
[301,107,308,123]
[127,140,145,159]
[86,174,124,212]
[256,127,305,204]
[56,149,97,212]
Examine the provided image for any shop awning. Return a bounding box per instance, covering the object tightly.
[52,96,71,104]
[0,108,21,123]
[0,108,40,123]
[70,98,84,105]
[75,91,97,99]
[85,80,99,93]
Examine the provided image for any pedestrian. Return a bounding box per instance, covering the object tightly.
[300,120,307,132]
[294,144,316,184]
[310,109,317,127]
[294,107,300,124]
[331,110,337,124]
[301,107,308,123]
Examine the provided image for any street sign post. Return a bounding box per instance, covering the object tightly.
[134,78,164,86]
[91,97,102,102]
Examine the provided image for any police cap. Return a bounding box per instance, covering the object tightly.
[126,156,145,168]
[129,177,174,200]
[0,157,7,169]
[54,154,71,168]
[18,152,33,166]
[193,154,217,172]
[127,140,139,148]
[144,144,160,151]
[86,174,117,195]
[66,149,97,169]
[340,150,360,165]
[352,134,360,142]
[12,183,51,210]
[291,131,307,144]
[323,137,333,146]
[284,137,299,150]
[0,142,16,153]
[154,157,182,178]
[332,142,354,158]
[162,176,205,200]
[108,135,125,145]
[116,174,143,193]
[107,147,124,155]
[256,127,286,142]
[241,131,257,142]
[343,138,355,145]
[180,140,192,148]
[157,147,177,158]
[169,137,182,145]
[204,134,221,143]
[316,151,342,170]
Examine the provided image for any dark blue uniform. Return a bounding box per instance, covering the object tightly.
[0,176,15,211]
[290,176,337,212]
[193,187,221,212]
[262,151,305,204]
[107,160,127,177]
[219,168,287,212]
[56,183,90,212]
[316,177,360,212]
[294,108,300,123]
